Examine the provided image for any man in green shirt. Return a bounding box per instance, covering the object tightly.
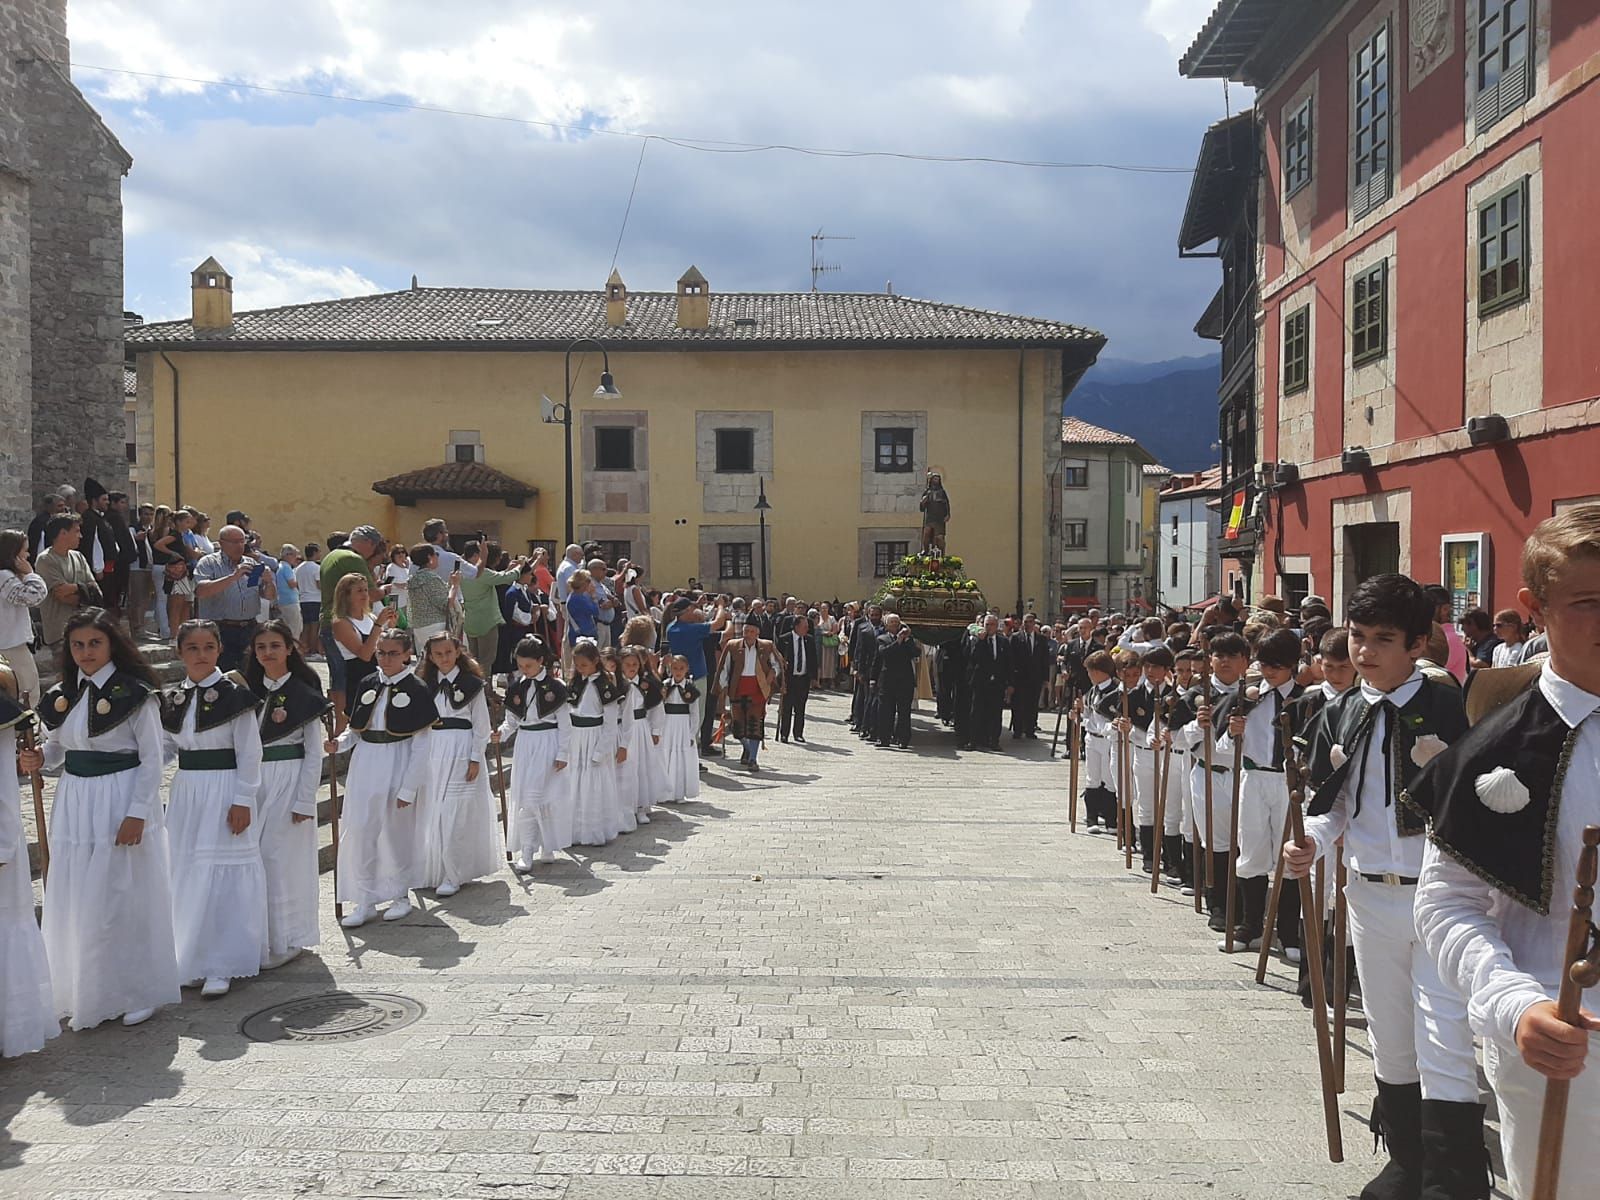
[318,525,385,711]
[458,540,520,688]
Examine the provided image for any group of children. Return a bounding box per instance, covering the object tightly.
[0,612,701,1057]
[1070,503,1600,1200]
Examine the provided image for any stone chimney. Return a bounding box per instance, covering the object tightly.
[191,256,233,330]
[676,265,709,330]
[605,268,628,328]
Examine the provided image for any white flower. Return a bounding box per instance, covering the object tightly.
[1329,743,1347,768]
[1411,734,1447,768]
[1475,766,1532,814]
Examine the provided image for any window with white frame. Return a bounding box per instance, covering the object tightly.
[1063,459,1088,488]
[1064,520,1088,549]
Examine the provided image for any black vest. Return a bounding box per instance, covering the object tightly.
[38,669,156,736]
[160,672,261,734]
[506,672,569,722]
[431,670,485,714]
[251,675,332,744]
[347,672,437,737]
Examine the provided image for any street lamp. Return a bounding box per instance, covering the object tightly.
[754,477,772,600]
[541,337,621,548]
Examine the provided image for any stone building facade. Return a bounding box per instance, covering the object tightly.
[0,0,130,530]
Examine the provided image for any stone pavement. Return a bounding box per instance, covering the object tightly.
[3,691,1412,1199]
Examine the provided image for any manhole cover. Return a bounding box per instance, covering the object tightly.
[240,992,424,1044]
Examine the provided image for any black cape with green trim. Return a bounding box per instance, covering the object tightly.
[250,676,332,744]
[160,674,262,734]
[38,670,155,736]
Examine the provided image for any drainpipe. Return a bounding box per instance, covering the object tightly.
[159,351,182,506]
[1015,351,1025,617]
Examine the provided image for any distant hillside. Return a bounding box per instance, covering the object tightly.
[1065,354,1221,473]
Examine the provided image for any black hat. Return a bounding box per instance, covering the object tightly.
[83,477,107,502]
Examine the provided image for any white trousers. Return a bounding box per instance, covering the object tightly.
[1486,1031,1600,1200]
[1172,750,1193,837]
[1345,877,1478,1101]
[1236,768,1289,878]
[1131,745,1158,825]
[1191,761,1235,851]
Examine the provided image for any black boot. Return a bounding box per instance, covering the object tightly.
[1162,835,1185,884]
[1419,1099,1491,1200]
[1206,850,1229,931]
[1362,1080,1424,1200]
[1138,826,1155,873]
[1241,875,1268,948]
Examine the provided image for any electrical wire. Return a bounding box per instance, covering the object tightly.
[61,60,1195,175]
[609,138,648,274]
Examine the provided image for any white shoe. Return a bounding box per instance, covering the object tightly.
[181,978,204,990]
[1180,884,1197,896]
[383,899,412,921]
[539,849,557,863]
[1087,824,1106,836]
[512,857,533,875]
[1284,946,1304,965]
[262,947,304,970]
[201,977,231,998]
[636,810,651,824]
[122,1007,156,1027]
[340,904,375,928]
[435,881,460,898]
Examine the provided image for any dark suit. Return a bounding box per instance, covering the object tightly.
[873,631,920,747]
[849,618,883,733]
[1008,630,1052,737]
[963,633,1011,749]
[777,628,819,740]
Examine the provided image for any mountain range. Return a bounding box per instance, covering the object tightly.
[1063,353,1221,473]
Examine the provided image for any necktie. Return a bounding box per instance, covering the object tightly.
[795,635,804,675]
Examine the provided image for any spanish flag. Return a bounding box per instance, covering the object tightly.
[1224,490,1247,540]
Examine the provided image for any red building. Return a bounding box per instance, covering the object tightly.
[1180,1,1600,618]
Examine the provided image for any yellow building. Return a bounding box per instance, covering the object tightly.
[128,259,1104,610]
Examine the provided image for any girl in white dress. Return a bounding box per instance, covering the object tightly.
[566,640,624,846]
[22,608,179,1030]
[414,632,504,897]
[616,648,669,826]
[324,628,432,927]
[600,647,639,835]
[493,636,572,870]
[244,619,328,968]
[659,655,701,803]
[1,674,57,1057]
[161,620,268,998]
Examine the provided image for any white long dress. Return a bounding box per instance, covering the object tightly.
[163,672,268,984]
[41,667,181,1029]
[659,680,701,803]
[333,668,424,907]
[611,689,640,834]
[567,678,622,846]
[497,673,573,862]
[617,680,666,822]
[1,724,59,1056]
[414,670,504,889]
[255,678,323,959]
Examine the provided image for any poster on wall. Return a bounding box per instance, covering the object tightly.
[1440,534,1490,620]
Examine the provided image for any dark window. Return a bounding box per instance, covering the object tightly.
[1476,0,1532,131]
[1063,459,1088,488]
[715,428,755,474]
[1062,580,1096,601]
[1284,97,1314,198]
[1170,557,1179,589]
[594,426,634,471]
[1352,23,1392,219]
[453,442,476,463]
[1063,520,1088,550]
[1283,305,1310,395]
[125,441,137,464]
[874,541,909,578]
[874,427,914,473]
[1351,260,1389,365]
[1170,514,1179,544]
[593,540,630,565]
[1478,178,1530,316]
[718,542,753,580]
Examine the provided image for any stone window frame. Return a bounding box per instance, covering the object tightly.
[873,426,915,473]
[1284,95,1314,199]
[696,413,773,514]
[445,429,484,465]
[858,411,928,515]
[1351,260,1389,365]
[717,541,754,580]
[873,540,910,578]
[1342,231,1399,451]
[1464,141,1542,423]
[1476,177,1530,318]
[580,410,650,515]
[1282,305,1311,395]
[1063,520,1088,550]
[856,526,919,582]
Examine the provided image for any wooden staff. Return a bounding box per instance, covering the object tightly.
[1222,679,1260,954]
[1255,803,1298,983]
[1067,700,1080,833]
[1530,824,1600,1200]
[19,692,48,889]
[1150,694,1171,895]
[1333,850,1349,1094]
[1282,710,1343,1163]
[494,740,512,862]
[1200,661,1215,889]
[1119,687,1133,869]
[321,713,344,922]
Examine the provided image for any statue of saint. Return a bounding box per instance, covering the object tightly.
[919,471,951,553]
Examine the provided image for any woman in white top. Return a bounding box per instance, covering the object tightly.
[413,632,504,896]
[0,529,47,703]
[384,546,411,616]
[1,671,57,1057]
[20,609,179,1030]
[161,620,267,998]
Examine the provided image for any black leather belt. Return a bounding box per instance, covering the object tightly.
[435,718,472,731]
[1358,872,1419,886]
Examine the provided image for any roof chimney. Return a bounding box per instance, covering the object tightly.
[605,268,628,328]
[676,265,709,331]
[191,256,233,330]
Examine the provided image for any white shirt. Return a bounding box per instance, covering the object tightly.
[294,559,321,598]
[0,567,47,648]
[1415,661,1600,1048]
[554,556,580,602]
[1216,678,1297,766]
[789,632,806,676]
[1304,670,1426,876]
[1492,640,1527,669]
[431,545,462,578]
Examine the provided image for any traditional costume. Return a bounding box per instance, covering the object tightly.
[415,667,504,894]
[499,669,572,867]
[617,671,668,825]
[250,670,329,964]
[566,672,623,846]
[332,664,432,922]
[1,696,57,1056]
[1079,679,1121,833]
[1411,659,1599,1200]
[160,669,267,990]
[37,663,180,1028]
[659,677,701,802]
[1126,681,1161,872]
[1176,673,1239,929]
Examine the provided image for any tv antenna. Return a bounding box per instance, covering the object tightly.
[810,228,854,291]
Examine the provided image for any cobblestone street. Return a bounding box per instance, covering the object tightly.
[3,692,1391,1199]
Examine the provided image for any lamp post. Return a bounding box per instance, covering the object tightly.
[754,477,772,600]
[542,337,621,549]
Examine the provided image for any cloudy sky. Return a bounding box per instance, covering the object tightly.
[71,0,1234,363]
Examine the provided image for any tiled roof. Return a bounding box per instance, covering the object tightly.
[1143,463,1172,476]
[1061,418,1138,446]
[372,462,539,500]
[123,366,136,397]
[1160,465,1224,500]
[124,286,1106,353]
